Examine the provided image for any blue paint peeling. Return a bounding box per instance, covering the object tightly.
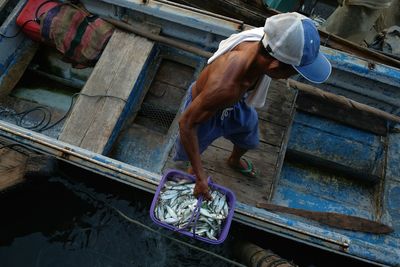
[278,107,399,265]
[388,186,400,216]
[0,0,399,265]
[294,112,378,144]
[288,112,384,182]
[92,155,111,164]
[322,47,400,88]
[278,163,375,210]
[102,44,160,155]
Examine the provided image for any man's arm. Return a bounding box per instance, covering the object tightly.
[179,81,242,200]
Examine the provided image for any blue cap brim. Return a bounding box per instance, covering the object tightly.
[293,53,332,83]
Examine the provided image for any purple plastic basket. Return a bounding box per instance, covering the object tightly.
[150,169,236,244]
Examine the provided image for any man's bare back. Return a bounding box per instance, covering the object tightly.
[192,42,265,103]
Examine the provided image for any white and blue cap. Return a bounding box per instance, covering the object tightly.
[261,12,331,83]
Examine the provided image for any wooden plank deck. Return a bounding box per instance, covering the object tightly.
[59,29,155,154]
[0,43,39,98]
[0,146,27,191]
[165,79,297,206]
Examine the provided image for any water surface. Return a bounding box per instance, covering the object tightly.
[0,164,375,267]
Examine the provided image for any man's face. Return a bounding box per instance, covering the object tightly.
[267,60,298,79]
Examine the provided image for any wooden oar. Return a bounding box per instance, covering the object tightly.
[256,202,394,234]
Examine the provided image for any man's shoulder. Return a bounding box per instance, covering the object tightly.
[216,42,257,67]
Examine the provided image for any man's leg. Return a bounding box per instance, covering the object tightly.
[227,144,247,166]
[224,99,259,177]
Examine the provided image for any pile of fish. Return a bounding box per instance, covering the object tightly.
[154,177,229,240]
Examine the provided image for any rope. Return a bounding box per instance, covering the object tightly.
[39,92,127,132]
[0,19,37,39]
[62,181,246,267]
[110,205,246,267]
[0,93,126,132]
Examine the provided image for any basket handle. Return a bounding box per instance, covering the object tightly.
[173,195,202,234]
[175,176,213,237]
[190,176,212,238]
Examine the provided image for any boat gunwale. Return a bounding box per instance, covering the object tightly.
[1,1,400,265]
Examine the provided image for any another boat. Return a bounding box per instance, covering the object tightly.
[171,0,400,70]
[0,0,399,266]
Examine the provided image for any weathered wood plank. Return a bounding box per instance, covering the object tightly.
[286,112,384,183]
[212,137,280,165]
[146,81,186,113]
[0,43,39,98]
[265,79,293,103]
[203,143,276,180]
[59,30,155,154]
[0,147,27,191]
[296,92,387,136]
[267,97,297,200]
[153,59,194,90]
[257,82,297,126]
[0,0,9,11]
[204,169,270,206]
[259,121,286,147]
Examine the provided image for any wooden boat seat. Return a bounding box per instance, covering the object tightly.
[58,29,156,154]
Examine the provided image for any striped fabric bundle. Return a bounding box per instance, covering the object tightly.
[40,3,114,68]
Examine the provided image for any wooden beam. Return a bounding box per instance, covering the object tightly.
[103,18,213,59]
[296,92,388,136]
[0,43,39,98]
[0,0,9,11]
[287,79,400,124]
[59,29,156,154]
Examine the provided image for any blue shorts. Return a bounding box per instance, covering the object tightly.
[173,83,259,161]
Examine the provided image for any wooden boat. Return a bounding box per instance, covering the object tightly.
[171,0,400,70]
[0,0,399,265]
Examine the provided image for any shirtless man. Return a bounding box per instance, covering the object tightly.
[173,13,332,199]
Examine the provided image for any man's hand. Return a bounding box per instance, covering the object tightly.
[194,178,212,201]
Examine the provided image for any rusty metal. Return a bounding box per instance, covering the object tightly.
[256,203,394,234]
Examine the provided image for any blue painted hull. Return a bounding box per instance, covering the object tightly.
[0,0,399,265]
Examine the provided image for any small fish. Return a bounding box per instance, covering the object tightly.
[162,217,180,224]
[215,196,225,214]
[155,179,230,240]
[206,229,217,240]
[160,191,179,200]
[166,205,178,219]
[222,202,229,217]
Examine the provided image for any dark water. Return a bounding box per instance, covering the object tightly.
[0,163,375,267]
[0,164,238,267]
